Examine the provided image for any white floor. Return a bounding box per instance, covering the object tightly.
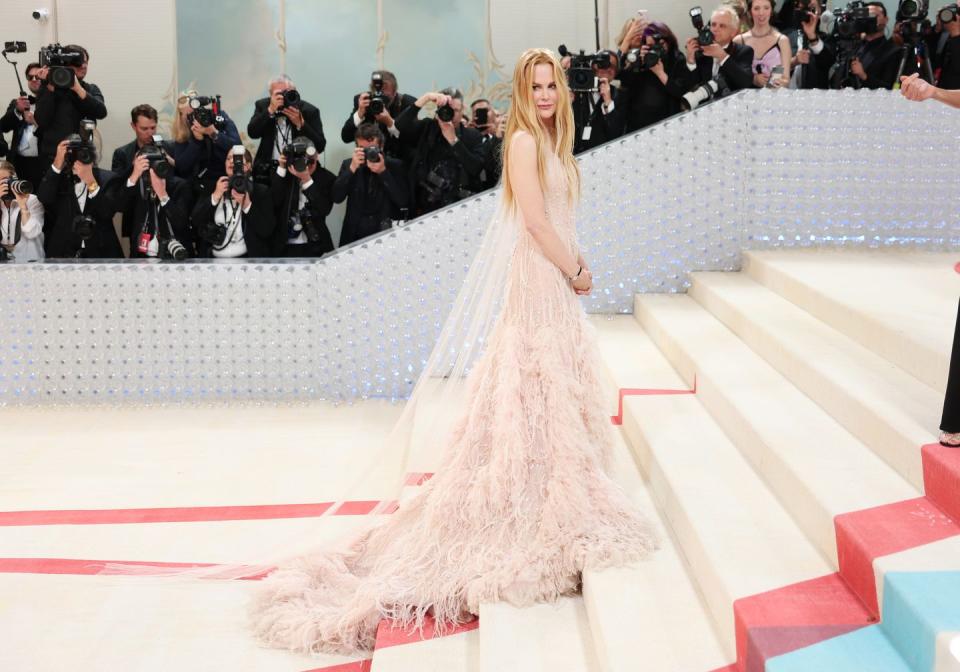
[1,249,957,671]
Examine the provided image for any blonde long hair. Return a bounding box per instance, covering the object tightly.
[171,90,198,143]
[501,48,581,211]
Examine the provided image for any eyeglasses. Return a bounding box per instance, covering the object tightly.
[26,75,42,81]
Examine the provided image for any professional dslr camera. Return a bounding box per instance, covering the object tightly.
[64,119,97,165]
[187,95,226,131]
[136,135,171,179]
[791,0,819,25]
[39,43,84,89]
[0,177,32,202]
[278,88,300,111]
[282,136,318,172]
[690,6,715,46]
[557,45,613,92]
[367,72,389,119]
[833,1,880,38]
[228,145,253,194]
[624,34,666,72]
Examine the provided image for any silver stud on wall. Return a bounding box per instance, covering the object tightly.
[0,92,954,406]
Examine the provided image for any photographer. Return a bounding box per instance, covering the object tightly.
[33,45,107,163]
[933,4,960,88]
[270,138,335,257]
[190,147,277,258]
[333,123,409,247]
[466,99,503,191]
[247,75,326,181]
[396,88,484,216]
[37,137,121,258]
[684,6,756,96]
[618,22,689,131]
[341,71,417,162]
[170,90,241,189]
[848,2,901,89]
[562,50,627,153]
[785,0,837,89]
[0,62,45,186]
[0,160,44,262]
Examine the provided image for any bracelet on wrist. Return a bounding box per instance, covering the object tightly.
[569,265,582,281]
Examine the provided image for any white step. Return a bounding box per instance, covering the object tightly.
[635,293,917,563]
[689,271,939,490]
[593,317,830,654]
[371,628,478,672]
[744,249,959,393]
[478,597,600,672]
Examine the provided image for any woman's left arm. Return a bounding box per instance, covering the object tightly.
[779,34,793,83]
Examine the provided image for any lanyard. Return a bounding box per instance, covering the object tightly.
[214,198,244,252]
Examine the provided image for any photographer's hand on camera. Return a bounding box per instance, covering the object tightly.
[850,57,868,81]
[365,151,386,175]
[51,139,69,172]
[128,154,150,184]
[280,105,304,131]
[349,147,366,174]
[685,37,701,65]
[619,17,649,54]
[211,175,230,204]
[700,41,728,62]
[357,92,371,120]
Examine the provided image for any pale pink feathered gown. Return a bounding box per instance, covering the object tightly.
[251,152,658,654]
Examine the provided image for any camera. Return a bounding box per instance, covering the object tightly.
[162,238,188,261]
[833,1,879,38]
[474,107,489,126]
[362,145,382,163]
[368,72,388,118]
[72,214,95,241]
[39,43,84,89]
[898,0,930,20]
[557,45,610,92]
[278,88,300,111]
[436,102,456,122]
[681,79,720,111]
[228,145,252,194]
[187,95,226,131]
[64,119,97,165]
[282,136,317,172]
[32,9,49,22]
[690,7,715,46]
[137,142,170,179]
[3,42,27,55]
[793,0,819,25]
[294,208,325,244]
[0,177,32,201]
[624,36,665,71]
[940,3,960,22]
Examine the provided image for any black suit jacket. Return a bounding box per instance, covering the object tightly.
[574,86,628,154]
[269,167,336,255]
[190,184,277,258]
[247,98,326,172]
[111,139,177,238]
[340,93,417,161]
[687,43,755,93]
[784,30,836,90]
[37,165,122,258]
[1,100,30,159]
[33,80,107,160]
[332,157,409,247]
[854,36,901,90]
[116,175,193,258]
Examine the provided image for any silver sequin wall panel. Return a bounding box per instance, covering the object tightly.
[0,91,956,405]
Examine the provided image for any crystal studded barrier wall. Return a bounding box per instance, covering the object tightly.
[0,90,956,405]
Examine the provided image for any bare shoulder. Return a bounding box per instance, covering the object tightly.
[508,129,535,152]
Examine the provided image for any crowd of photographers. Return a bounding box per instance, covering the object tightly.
[0,0,956,261]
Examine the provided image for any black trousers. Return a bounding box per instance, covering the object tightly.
[942,298,960,433]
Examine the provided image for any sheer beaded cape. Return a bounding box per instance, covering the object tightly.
[250,147,659,655]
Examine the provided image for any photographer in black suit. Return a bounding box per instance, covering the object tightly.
[683,6,756,94]
[341,71,417,162]
[333,123,409,247]
[270,138,335,257]
[33,45,107,163]
[848,3,900,89]
[785,0,836,89]
[396,88,484,216]
[618,22,689,131]
[191,147,277,258]
[0,62,46,186]
[247,75,326,182]
[37,137,121,258]
[465,99,503,192]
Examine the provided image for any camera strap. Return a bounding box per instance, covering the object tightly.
[214,199,244,252]
[274,117,292,156]
[1,202,21,246]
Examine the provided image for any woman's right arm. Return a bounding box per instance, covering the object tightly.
[508,131,581,280]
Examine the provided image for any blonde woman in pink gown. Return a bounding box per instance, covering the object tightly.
[251,48,658,655]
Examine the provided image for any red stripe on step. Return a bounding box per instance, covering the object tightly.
[0,557,271,579]
[835,496,960,613]
[301,661,372,672]
[374,614,480,650]
[610,375,697,425]
[733,573,874,672]
[404,472,434,486]
[0,502,341,526]
[954,261,960,274]
[923,442,960,522]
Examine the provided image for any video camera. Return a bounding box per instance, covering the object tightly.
[282,136,318,172]
[557,45,613,92]
[940,3,960,22]
[64,119,97,165]
[39,43,84,89]
[690,7,715,46]
[187,95,226,131]
[897,0,932,41]
[833,1,879,38]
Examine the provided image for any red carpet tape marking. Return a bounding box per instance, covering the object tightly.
[610,374,697,425]
[301,661,372,672]
[954,261,960,274]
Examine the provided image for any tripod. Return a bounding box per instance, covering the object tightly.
[571,88,597,155]
[895,33,935,87]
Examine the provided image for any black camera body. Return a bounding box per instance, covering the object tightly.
[72,214,95,241]
[474,107,489,126]
[39,43,83,89]
[363,145,382,164]
[279,88,300,111]
[436,102,456,122]
[367,72,389,119]
[897,0,930,20]
[138,143,170,179]
[228,147,252,194]
[282,136,317,172]
[792,0,819,26]
[557,46,606,92]
[941,3,960,23]
[690,7,715,46]
[0,177,32,202]
[64,119,97,165]
[187,95,226,131]
[834,1,879,38]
